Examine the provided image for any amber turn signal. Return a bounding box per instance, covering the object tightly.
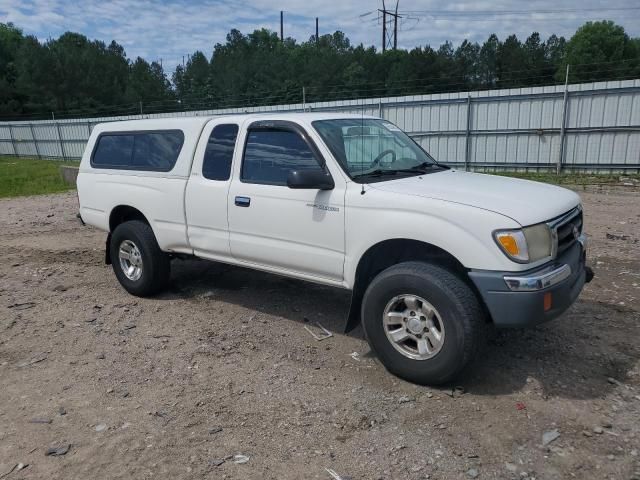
[543,292,552,311]
[497,234,520,256]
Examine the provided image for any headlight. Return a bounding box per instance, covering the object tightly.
[494,223,552,263]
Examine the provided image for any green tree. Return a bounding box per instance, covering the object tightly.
[523,32,547,84]
[125,57,173,108]
[497,34,527,87]
[562,21,639,82]
[0,23,25,114]
[0,20,639,119]
[455,40,481,88]
[175,51,210,105]
[29,33,130,113]
[15,34,57,114]
[545,34,566,68]
[479,34,499,88]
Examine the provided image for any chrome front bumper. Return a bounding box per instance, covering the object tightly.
[504,264,572,291]
[503,234,587,292]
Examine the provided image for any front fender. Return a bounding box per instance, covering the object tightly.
[344,192,522,289]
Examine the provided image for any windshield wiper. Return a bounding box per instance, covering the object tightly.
[353,163,444,180]
[406,162,442,172]
[353,169,403,178]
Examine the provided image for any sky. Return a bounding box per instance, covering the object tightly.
[1,0,640,74]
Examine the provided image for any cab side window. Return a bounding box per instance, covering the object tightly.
[202,124,239,181]
[241,128,323,185]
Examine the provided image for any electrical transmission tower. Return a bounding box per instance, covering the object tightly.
[379,0,401,52]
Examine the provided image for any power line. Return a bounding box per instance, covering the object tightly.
[364,5,640,30]
[399,6,640,16]
[394,14,640,25]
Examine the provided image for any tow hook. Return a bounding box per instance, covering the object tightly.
[585,266,594,283]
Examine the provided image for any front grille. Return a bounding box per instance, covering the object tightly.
[553,208,583,256]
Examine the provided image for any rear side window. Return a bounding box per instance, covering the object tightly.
[202,124,238,180]
[92,134,134,168]
[91,130,184,172]
[241,129,322,185]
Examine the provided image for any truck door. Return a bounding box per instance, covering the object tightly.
[227,120,346,282]
[185,119,239,260]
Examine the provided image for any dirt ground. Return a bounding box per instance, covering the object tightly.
[1,186,639,480]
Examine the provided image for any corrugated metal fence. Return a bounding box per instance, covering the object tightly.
[1,79,639,172]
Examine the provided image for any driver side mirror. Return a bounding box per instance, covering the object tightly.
[287,169,334,190]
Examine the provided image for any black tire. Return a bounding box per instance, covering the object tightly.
[361,261,484,385]
[110,220,170,296]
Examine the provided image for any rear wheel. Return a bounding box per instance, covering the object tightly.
[361,261,484,385]
[110,220,170,296]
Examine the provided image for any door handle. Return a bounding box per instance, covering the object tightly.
[235,196,251,207]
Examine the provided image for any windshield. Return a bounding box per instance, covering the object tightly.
[312,118,443,182]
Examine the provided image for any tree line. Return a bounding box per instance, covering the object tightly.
[1,20,639,119]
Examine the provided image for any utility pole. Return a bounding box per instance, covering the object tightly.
[557,64,571,175]
[379,0,401,52]
[280,11,284,41]
[393,0,399,50]
[315,17,319,45]
[381,2,387,52]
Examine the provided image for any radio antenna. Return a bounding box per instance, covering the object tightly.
[360,95,366,195]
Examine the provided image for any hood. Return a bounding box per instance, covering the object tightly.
[370,170,580,226]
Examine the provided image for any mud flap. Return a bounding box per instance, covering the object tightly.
[585,266,594,283]
[105,233,112,265]
[344,289,363,333]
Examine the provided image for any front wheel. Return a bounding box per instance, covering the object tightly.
[110,220,170,296]
[361,261,484,385]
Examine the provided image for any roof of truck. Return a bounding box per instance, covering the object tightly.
[94,112,379,132]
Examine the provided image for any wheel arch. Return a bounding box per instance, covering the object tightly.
[109,205,150,232]
[105,205,152,265]
[344,238,485,332]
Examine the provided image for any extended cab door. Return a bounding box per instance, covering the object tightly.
[184,119,240,260]
[227,120,346,283]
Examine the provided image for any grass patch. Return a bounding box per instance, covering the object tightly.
[0,156,79,198]
[490,171,640,186]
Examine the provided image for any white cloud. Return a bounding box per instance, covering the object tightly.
[1,0,639,73]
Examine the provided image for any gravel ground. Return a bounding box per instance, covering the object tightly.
[0,187,639,480]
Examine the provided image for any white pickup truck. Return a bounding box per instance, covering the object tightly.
[77,113,592,385]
